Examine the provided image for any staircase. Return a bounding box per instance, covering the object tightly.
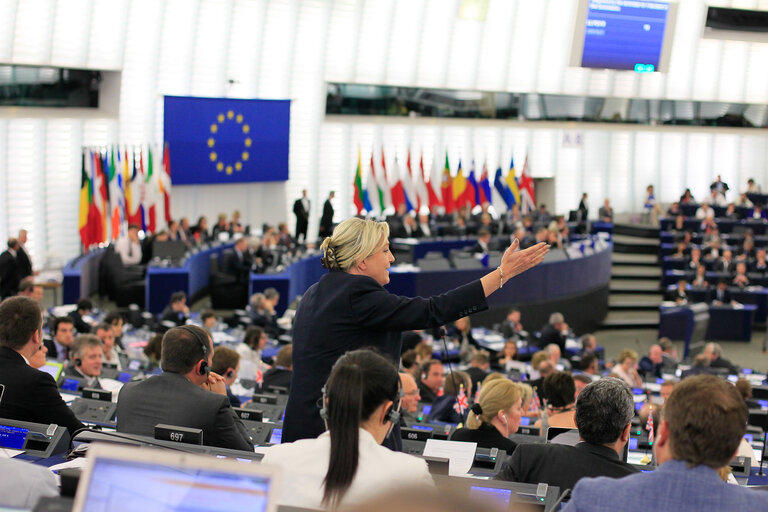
[602,224,663,329]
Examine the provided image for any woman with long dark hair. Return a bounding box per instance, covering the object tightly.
[262,349,433,509]
[284,217,548,444]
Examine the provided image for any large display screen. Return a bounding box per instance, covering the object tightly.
[0,425,29,450]
[571,0,676,72]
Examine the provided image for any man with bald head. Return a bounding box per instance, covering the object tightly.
[638,344,663,379]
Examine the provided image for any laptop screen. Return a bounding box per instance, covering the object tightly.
[40,361,63,381]
[268,428,282,445]
[79,457,273,512]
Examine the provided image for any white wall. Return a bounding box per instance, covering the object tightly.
[1,0,768,265]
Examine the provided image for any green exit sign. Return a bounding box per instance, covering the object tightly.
[634,63,655,73]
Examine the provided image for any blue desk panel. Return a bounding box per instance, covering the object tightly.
[62,249,105,304]
[146,243,234,314]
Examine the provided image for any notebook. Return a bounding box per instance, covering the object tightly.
[72,443,280,512]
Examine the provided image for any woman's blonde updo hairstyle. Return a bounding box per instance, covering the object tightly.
[466,379,523,430]
[320,218,390,272]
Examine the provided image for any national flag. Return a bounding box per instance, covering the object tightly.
[494,167,515,209]
[519,155,536,214]
[441,153,454,214]
[403,149,418,212]
[376,149,392,212]
[367,153,382,214]
[646,405,654,445]
[108,147,125,240]
[506,156,521,206]
[92,151,108,244]
[424,153,442,210]
[414,153,430,212]
[478,161,492,205]
[452,160,468,208]
[467,161,479,208]
[161,143,172,224]
[255,368,263,387]
[146,146,157,233]
[123,148,135,225]
[474,382,482,403]
[79,152,92,248]
[389,154,406,211]
[353,148,364,214]
[453,385,469,415]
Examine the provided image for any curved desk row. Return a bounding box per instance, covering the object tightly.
[250,241,613,334]
[62,249,105,305]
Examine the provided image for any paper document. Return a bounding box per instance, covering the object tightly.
[0,448,23,459]
[423,439,476,476]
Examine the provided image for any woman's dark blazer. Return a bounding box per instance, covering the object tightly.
[283,270,488,443]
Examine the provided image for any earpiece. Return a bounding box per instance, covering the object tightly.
[74,358,82,367]
[226,370,234,378]
[502,414,508,424]
[318,385,329,428]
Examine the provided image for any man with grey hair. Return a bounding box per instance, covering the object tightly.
[703,342,738,374]
[495,377,638,490]
[538,311,569,351]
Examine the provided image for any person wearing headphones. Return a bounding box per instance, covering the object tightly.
[450,379,523,455]
[263,349,434,510]
[115,325,253,451]
[62,335,104,389]
[211,346,242,408]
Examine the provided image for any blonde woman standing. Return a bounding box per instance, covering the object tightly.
[283,217,548,444]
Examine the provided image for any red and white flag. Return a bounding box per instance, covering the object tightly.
[453,385,469,415]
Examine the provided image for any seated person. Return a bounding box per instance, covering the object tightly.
[103,311,125,350]
[211,346,242,408]
[94,322,121,370]
[710,279,734,305]
[114,224,143,266]
[69,297,95,333]
[732,262,749,287]
[564,376,763,511]
[140,230,169,264]
[536,372,577,429]
[0,458,59,510]
[638,379,676,426]
[16,276,43,303]
[63,334,104,389]
[43,316,75,362]
[578,353,600,379]
[0,297,84,435]
[143,333,163,369]
[496,339,527,373]
[471,228,493,255]
[703,342,739,374]
[225,236,253,281]
[751,248,768,273]
[451,379,522,455]
[712,250,735,274]
[610,349,642,387]
[235,325,268,380]
[665,279,689,305]
[161,291,190,326]
[691,263,708,287]
[447,316,478,364]
[116,325,253,451]
[496,378,638,491]
[658,337,678,372]
[499,307,526,340]
[250,288,280,337]
[573,373,591,398]
[686,247,703,270]
[427,371,472,424]
[262,344,293,391]
[638,344,663,379]
[545,343,571,371]
[262,350,433,509]
[735,378,761,410]
[526,355,555,402]
[538,312,569,351]
[417,359,444,404]
[598,198,613,222]
[200,309,217,332]
[211,213,231,240]
[465,350,490,396]
[681,354,719,379]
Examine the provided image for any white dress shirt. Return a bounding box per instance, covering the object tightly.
[114,236,142,265]
[262,428,434,510]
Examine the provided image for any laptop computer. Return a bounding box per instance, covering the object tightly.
[40,361,64,381]
[72,443,280,512]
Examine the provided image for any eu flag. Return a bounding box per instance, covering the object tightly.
[164,96,290,185]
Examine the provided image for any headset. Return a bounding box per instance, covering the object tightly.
[177,325,210,376]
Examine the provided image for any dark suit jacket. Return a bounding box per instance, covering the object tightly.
[116,372,253,451]
[0,250,21,298]
[538,323,567,351]
[160,307,187,326]
[709,287,732,304]
[262,367,292,391]
[465,366,488,397]
[495,441,638,491]
[417,381,439,404]
[43,337,64,361]
[451,422,517,455]
[224,250,253,281]
[293,199,309,237]
[710,356,738,374]
[283,271,487,444]
[427,394,465,424]
[0,347,84,435]
[16,246,32,278]
[62,365,102,390]
[319,199,334,237]
[68,311,92,334]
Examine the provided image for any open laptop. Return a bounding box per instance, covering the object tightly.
[40,361,64,382]
[72,443,280,512]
